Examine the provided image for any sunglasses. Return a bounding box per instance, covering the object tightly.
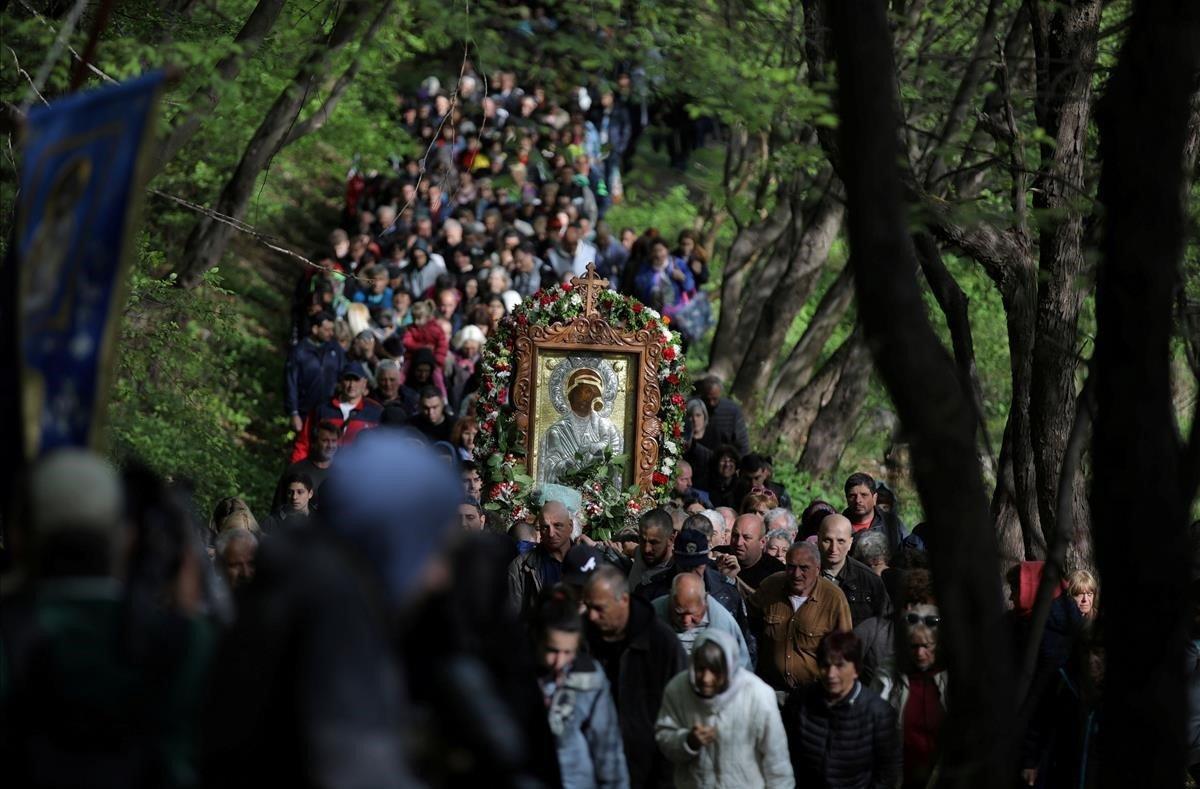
[905,613,941,628]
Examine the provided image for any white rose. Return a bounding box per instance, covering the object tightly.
[569,293,582,307]
[663,440,678,455]
[661,457,675,471]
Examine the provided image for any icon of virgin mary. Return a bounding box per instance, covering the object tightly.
[537,357,624,485]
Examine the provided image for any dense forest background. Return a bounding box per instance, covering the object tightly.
[1,0,1197,566]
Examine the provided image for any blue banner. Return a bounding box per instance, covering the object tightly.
[15,71,164,459]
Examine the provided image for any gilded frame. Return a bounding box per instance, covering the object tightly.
[510,273,664,492]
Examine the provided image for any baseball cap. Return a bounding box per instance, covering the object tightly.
[340,361,369,380]
[673,528,710,568]
[562,543,603,586]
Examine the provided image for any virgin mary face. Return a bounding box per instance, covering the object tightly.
[568,382,601,418]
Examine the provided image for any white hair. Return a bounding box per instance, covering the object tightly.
[215,527,258,557]
[700,509,724,534]
[452,324,487,350]
[788,540,820,565]
[764,507,798,540]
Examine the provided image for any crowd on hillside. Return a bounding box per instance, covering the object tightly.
[4,62,1200,789]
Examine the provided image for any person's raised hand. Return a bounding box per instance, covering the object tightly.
[290,414,304,432]
[686,723,717,750]
[1021,768,1037,786]
[716,553,740,578]
[670,265,685,282]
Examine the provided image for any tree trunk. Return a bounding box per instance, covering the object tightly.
[1026,0,1101,551]
[829,4,1016,788]
[706,192,795,380]
[764,330,863,444]
[154,0,288,172]
[796,336,871,475]
[174,1,388,287]
[1090,3,1200,785]
[730,189,845,409]
[765,260,856,413]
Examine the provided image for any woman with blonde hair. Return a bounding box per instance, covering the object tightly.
[346,302,372,337]
[206,496,259,556]
[1065,568,1098,619]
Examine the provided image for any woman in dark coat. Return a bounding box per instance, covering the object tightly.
[782,631,899,789]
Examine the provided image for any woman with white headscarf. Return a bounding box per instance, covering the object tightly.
[655,630,794,789]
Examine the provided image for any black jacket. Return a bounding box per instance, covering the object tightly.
[586,595,687,789]
[830,557,891,627]
[783,681,900,789]
[848,509,907,560]
[697,397,750,457]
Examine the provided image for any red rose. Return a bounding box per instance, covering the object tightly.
[516,314,528,326]
[667,373,680,385]
[561,282,573,291]
[663,346,676,361]
[671,393,685,406]
[653,472,669,485]
[647,319,658,331]
[498,387,509,403]
[673,423,683,438]
[632,302,644,313]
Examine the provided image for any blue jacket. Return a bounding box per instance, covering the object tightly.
[633,258,695,315]
[284,339,344,416]
[543,654,630,789]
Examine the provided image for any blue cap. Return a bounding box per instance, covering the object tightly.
[319,429,461,607]
[340,360,369,380]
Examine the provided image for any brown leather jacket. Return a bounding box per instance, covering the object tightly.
[750,573,853,690]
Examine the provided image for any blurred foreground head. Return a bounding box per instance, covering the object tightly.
[319,429,462,607]
[25,448,124,577]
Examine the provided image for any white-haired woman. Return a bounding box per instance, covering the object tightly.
[446,325,486,413]
[656,630,794,789]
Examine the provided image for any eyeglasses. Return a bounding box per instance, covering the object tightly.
[904,613,941,628]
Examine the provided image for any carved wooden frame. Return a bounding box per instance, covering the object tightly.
[511,285,664,493]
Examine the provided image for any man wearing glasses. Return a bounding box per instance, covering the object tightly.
[749,541,852,691]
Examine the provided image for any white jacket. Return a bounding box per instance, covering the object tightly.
[655,669,794,789]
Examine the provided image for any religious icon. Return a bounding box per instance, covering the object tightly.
[537,355,625,485]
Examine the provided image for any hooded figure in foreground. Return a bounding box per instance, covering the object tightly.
[655,629,794,789]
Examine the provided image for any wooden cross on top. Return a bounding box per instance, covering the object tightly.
[571,262,610,317]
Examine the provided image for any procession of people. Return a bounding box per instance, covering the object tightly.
[3,55,1199,789]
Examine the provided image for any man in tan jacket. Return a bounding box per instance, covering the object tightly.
[750,540,853,690]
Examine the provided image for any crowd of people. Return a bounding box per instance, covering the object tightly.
[4,63,1200,789]
[5,429,1158,788]
[283,62,712,468]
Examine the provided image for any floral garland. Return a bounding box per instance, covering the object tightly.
[474,282,689,538]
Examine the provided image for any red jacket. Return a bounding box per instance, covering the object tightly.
[402,321,448,367]
[290,396,383,463]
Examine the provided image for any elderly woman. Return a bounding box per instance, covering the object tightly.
[1036,568,1101,692]
[1066,569,1098,619]
[446,325,486,413]
[656,630,793,789]
[883,624,947,789]
[853,530,891,576]
[683,399,714,490]
[764,528,791,562]
[782,631,899,788]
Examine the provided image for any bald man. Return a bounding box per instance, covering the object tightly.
[584,566,686,789]
[719,513,786,595]
[507,500,575,620]
[817,514,890,626]
[652,572,752,668]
